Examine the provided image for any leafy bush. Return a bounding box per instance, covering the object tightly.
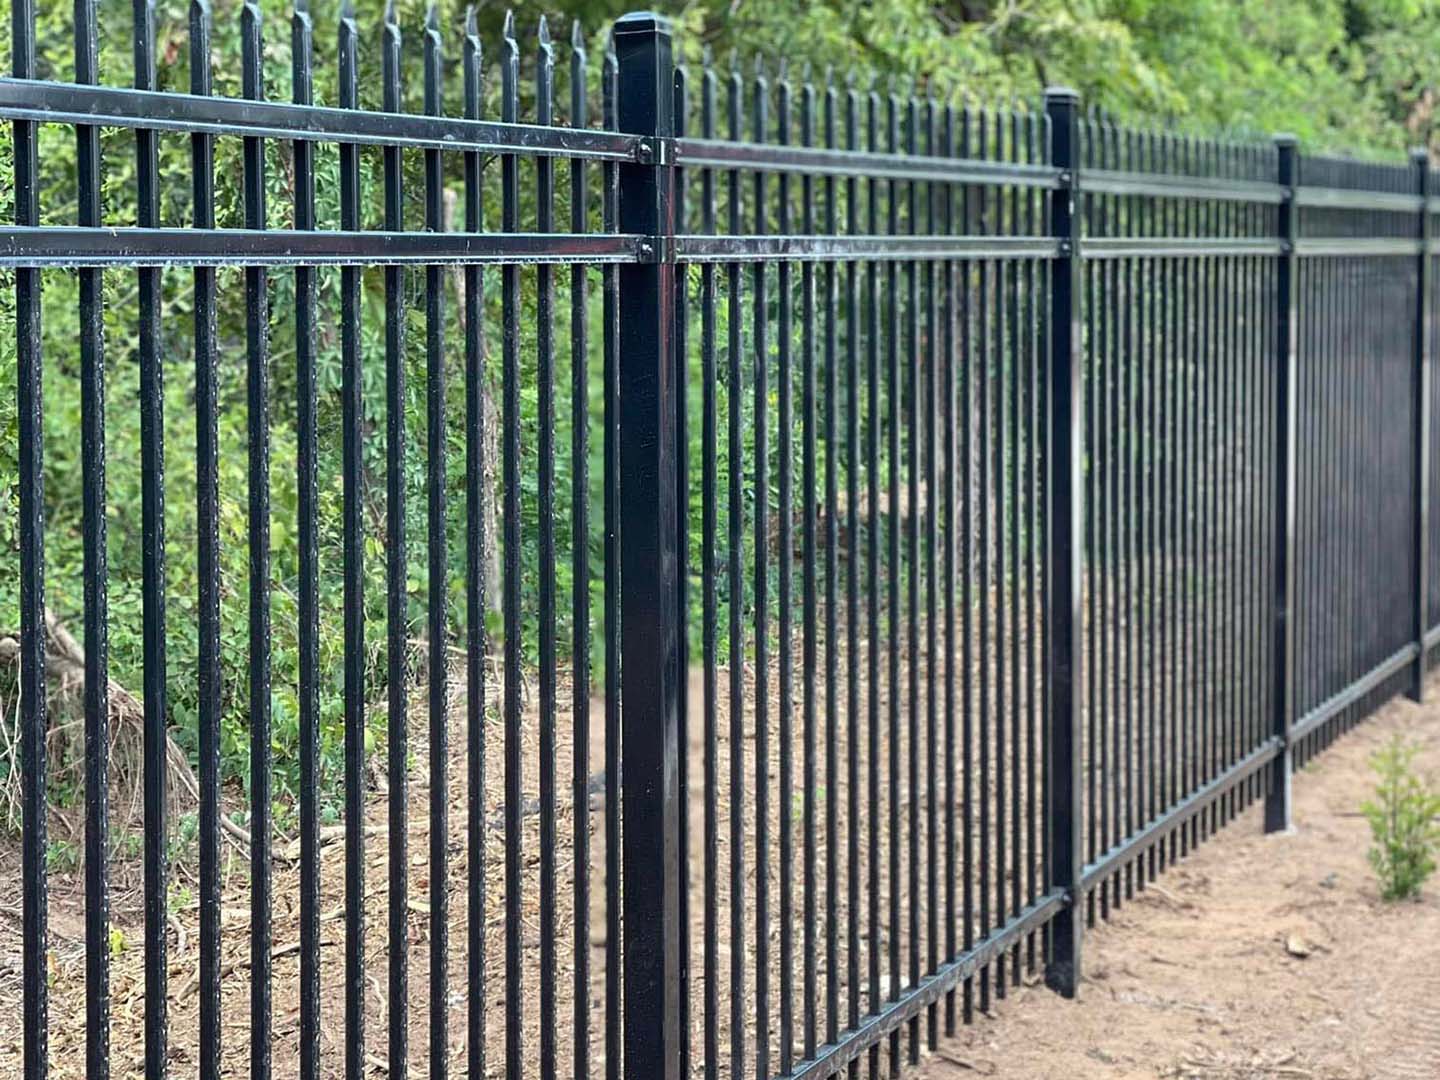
[1362,735,1440,902]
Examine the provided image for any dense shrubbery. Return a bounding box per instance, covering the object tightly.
[1,0,1436,820]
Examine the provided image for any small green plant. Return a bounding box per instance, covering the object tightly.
[1362,736,1440,901]
[44,839,80,875]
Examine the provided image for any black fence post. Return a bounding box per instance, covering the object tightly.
[613,13,683,1080]
[1043,86,1084,999]
[1411,148,1432,702]
[1266,135,1299,834]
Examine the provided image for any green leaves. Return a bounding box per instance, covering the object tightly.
[1361,734,1440,902]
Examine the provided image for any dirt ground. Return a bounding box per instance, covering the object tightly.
[917,683,1440,1080]
[5,647,1439,1079]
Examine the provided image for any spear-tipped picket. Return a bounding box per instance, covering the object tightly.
[420,7,449,1079]
[378,3,408,1079]
[533,8,560,1080]
[292,1,319,1077]
[333,3,365,1080]
[571,17,586,80]
[567,16,592,1078]
[76,0,110,1075]
[599,28,623,1080]
[238,4,274,1080]
[459,7,486,1080]
[499,8,525,1080]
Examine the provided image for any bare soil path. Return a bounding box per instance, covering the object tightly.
[917,685,1440,1080]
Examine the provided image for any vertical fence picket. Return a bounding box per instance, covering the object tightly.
[570,22,592,1079]
[136,1,169,1071]
[381,7,409,1076]
[75,1,109,1075]
[337,8,367,1080]
[500,14,521,1078]
[461,12,485,1080]
[292,7,321,1078]
[535,19,558,1080]
[14,0,47,1073]
[191,3,222,1076]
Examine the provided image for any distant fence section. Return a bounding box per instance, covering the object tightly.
[4,4,1439,1080]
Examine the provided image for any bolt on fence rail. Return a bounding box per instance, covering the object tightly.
[2,5,1438,1080]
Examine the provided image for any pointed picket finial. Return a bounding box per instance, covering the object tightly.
[571,18,585,52]
[538,13,554,57]
[339,0,354,22]
[384,0,398,26]
[729,48,740,75]
[425,2,439,33]
[465,4,478,39]
[701,43,712,68]
[503,8,516,41]
[776,56,789,83]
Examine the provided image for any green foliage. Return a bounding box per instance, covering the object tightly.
[1362,735,1440,902]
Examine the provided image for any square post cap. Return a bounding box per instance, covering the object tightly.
[613,11,671,38]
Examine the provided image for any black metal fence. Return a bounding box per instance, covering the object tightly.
[3,4,1437,1080]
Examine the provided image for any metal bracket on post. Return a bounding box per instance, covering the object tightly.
[1043,86,1084,999]
[1265,135,1299,834]
[613,13,683,1080]
[1411,148,1431,703]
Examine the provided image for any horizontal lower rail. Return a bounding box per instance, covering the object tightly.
[674,234,1060,263]
[673,136,1063,188]
[1295,237,1424,257]
[0,227,645,267]
[1425,623,1440,651]
[787,891,1068,1080]
[1083,169,1286,204]
[1084,237,1284,259]
[0,78,641,161]
[1080,737,1283,894]
[9,224,1428,269]
[1291,644,1418,743]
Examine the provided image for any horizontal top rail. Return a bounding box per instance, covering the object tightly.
[1083,168,1286,204]
[673,136,1061,186]
[0,77,642,161]
[673,234,1060,263]
[1296,236,1425,257]
[1293,184,1423,212]
[1084,237,1285,259]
